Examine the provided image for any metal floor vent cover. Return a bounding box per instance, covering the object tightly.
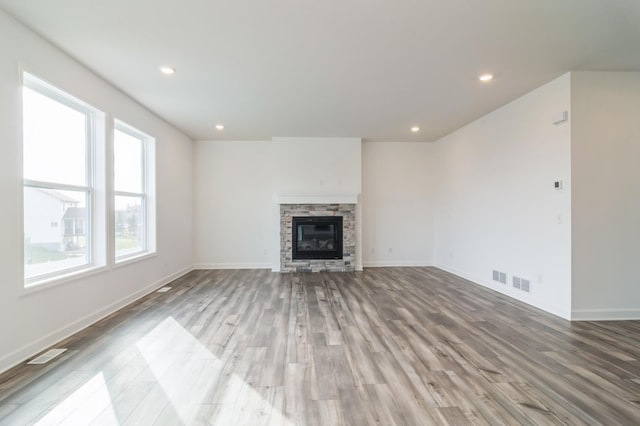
[513,276,531,293]
[27,348,67,365]
[156,286,172,293]
[513,276,521,289]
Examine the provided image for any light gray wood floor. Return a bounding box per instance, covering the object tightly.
[1,267,640,425]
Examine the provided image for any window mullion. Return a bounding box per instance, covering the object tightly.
[114,190,144,198]
[24,179,89,193]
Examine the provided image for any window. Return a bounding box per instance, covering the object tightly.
[22,73,104,284]
[22,72,156,287]
[113,122,155,260]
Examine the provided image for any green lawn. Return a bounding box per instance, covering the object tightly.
[25,237,140,264]
[115,235,141,251]
[24,245,81,264]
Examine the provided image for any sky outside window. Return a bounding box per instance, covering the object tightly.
[23,86,87,189]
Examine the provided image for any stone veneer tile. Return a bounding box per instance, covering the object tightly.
[280,203,356,273]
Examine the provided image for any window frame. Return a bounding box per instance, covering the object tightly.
[22,72,105,288]
[113,120,156,262]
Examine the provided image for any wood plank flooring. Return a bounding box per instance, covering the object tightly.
[1,267,640,425]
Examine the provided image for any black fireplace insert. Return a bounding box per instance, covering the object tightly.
[292,216,343,260]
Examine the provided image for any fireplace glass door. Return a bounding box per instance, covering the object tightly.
[292,216,343,260]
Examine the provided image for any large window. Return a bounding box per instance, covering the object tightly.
[22,73,100,284]
[113,122,155,260]
[22,73,155,287]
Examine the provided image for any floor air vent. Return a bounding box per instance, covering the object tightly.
[493,270,506,284]
[27,348,67,365]
[513,276,531,293]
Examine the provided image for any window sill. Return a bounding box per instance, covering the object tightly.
[114,251,157,269]
[21,264,109,296]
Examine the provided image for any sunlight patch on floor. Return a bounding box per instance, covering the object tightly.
[34,372,118,425]
[136,316,292,425]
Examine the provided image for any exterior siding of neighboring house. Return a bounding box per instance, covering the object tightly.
[23,188,83,251]
[62,206,86,250]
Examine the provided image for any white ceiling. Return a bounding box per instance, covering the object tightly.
[1,0,639,141]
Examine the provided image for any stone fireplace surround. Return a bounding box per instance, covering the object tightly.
[279,198,356,272]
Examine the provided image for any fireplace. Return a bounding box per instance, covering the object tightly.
[292,216,343,260]
[279,203,355,272]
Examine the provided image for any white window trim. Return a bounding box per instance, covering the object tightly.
[113,120,156,263]
[22,72,106,289]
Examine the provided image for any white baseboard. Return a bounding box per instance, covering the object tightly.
[363,260,434,268]
[571,309,640,321]
[435,263,486,284]
[193,262,273,270]
[0,265,194,375]
[434,263,570,320]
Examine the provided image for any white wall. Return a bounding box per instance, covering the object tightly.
[570,72,640,320]
[361,141,434,266]
[193,140,274,269]
[270,137,362,195]
[0,10,193,373]
[193,137,362,270]
[433,74,572,319]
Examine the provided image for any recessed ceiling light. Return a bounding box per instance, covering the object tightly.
[159,66,176,75]
[411,126,420,133]
[215,124,224,130]
[479,73,493,82]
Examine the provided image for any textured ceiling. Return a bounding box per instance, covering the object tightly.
[1,0,639,141]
